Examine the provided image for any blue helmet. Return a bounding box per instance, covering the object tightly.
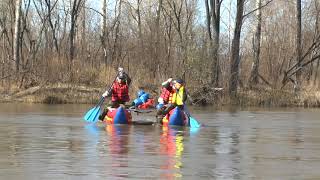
[137,90,145,97]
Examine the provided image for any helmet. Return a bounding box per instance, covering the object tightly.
[174,78,184,84]
[137,90,145,97]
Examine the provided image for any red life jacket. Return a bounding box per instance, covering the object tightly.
[160,86,173,104]
[111,82,130,102]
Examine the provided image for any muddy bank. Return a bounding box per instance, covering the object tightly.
[0,84,102,104]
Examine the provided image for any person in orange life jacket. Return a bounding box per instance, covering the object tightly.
[99,67,131,121]
[156,78,174,115]
[161,78,187,116]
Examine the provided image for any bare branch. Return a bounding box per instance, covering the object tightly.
[243,0,273,19]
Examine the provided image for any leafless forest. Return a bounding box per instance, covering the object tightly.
[0,0,319,105]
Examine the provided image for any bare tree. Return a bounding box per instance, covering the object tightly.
[229,0,244,99]
[69,0,83,68]
[101,0,107,65]
[44,0,59,54]
[13,0,22,72]
[314,1,320,87]
[205,0,223,87]
[249,0,262,88]
[155,0,163,78]
[295,0,302,91]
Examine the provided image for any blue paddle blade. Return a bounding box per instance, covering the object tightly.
[84,107,97,121]
[90,108,102,123]
[189,116,201,128]
[83,97,105,123]
[84,106,100,122]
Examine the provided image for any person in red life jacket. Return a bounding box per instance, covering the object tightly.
[159,78,174,104]
[161,78,187,116]
[99,67,131,121]
[156,78,175,123]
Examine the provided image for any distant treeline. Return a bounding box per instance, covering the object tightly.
[0,0,319,104]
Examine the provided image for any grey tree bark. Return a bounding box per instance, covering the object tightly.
[229,0,244,100]
[205,0,222,87]
[101,0,108,66]
[249,0,262,88]
[13,0,22,72]
[69,0,83,66]
[155,0,163,78]
[295,0,302,91]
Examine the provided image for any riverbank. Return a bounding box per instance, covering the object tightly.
[1,84,320,107]
[0,84,102,104]
[236,88,320,107]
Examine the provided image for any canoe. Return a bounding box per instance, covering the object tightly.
[103,106,189,126]
[104,106,132,124]
[162,107,189,127]
[104,106,155,125]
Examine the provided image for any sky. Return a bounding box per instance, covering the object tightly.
[85,0,237,31]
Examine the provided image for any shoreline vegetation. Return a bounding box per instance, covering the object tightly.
[1,1,319,108]
[1,83,319,108]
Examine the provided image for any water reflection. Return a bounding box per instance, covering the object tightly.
[212,127,240,179]
[159,126,185,179]
[84,124,100,137]
[104,125,130,178]
[105,125,130,155]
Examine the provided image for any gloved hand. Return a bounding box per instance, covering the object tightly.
[102,90,110,97]
[158,97,164,104]
[162,78,172,86]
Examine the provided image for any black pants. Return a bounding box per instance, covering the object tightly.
[157,104,185,115]
[156,104,185,124]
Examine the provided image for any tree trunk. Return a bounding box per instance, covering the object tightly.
[1,34,4,86]
[212,0,221,87]
[101,0,108,67]
[81,0,86,57]
[137,0,142,42]
[13,0,22,73]
[315,57,320,87]
[295,0,302,91]
[69,0,82,71]
[205,0,211,40]
[101,0,107,37]
[229,0,244,100]
[45,0,59,54]
[249,0,262,88]
[155,0,163,79]
[313,0,319,87]
[205,0,221,87]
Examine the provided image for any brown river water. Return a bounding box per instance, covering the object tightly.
[0,103,320,179]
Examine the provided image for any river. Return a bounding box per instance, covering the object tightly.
[0,103,319,179]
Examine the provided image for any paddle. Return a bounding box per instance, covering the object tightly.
[83,96,105,123]
[184,105,201,128]
[83,72,119,123]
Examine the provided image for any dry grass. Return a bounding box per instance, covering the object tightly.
[1,62,319,107]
